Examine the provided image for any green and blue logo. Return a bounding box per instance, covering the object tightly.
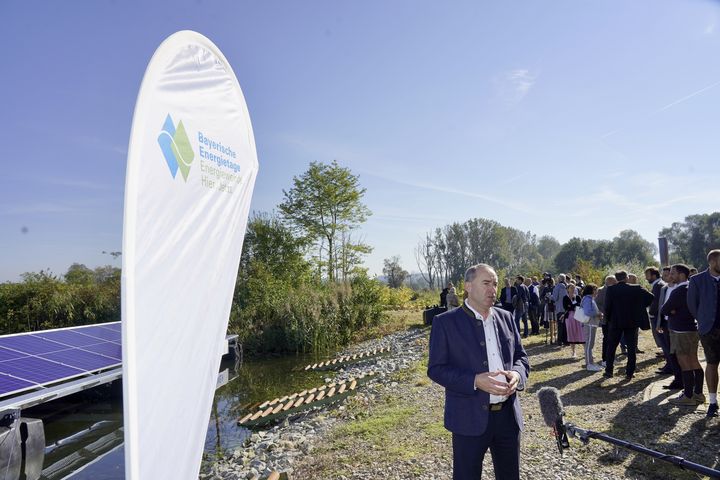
[157,114,194,181]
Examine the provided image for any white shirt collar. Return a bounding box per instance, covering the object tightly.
[464,300,492,321]
[676,280,689,288]
[651,278,661,287]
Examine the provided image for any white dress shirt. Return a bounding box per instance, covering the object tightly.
[465,301,509,404]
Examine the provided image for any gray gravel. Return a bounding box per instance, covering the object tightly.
[203,327,720,480]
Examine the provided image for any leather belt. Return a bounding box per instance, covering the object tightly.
[489,400,509,412]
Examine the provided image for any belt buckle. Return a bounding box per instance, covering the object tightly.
[489,402,503,412]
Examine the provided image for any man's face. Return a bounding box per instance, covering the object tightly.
[524,279,531,286]
[466,268,498,310]
[606,277,618,287]
[661,269,671,282]
[644,271,655,283]
[670,267,681,284]
[710,256,720,274]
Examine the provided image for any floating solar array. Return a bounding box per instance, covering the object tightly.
[0,322,122,398]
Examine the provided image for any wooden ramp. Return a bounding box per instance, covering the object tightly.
[300,347,391,372]
[237,372,375,428]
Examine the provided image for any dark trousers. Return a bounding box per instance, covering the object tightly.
[529,305,540,334]
[605,327,639,377]
[452,405,520,480]
[514,309,528,337]
[557,315,568,345]
[601,323,609,362]
[659,323,682,383]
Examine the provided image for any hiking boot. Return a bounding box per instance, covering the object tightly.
[707,403,719,418]
[669,394,698,406]
[693,393,707,404]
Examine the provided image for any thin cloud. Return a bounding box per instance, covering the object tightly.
[654,78,720,113]
[601,78,720,139]
[508,69,537,101]
[360,170,535,214]
[704,16,716,35]
[496,69,537,104]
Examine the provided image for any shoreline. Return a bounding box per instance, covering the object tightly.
[201,324,428,479]
[204,323,719,480]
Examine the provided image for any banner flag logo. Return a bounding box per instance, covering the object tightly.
[157,114,194,181]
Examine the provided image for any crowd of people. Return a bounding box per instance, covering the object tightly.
[437,249,720,419]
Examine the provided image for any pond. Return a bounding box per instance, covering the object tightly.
[23,350,330,479]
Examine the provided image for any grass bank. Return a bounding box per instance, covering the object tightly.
[293,330,719,479]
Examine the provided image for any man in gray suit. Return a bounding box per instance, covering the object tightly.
[645,267,668,372]
[552,274,568,345]
[687,249,720,418]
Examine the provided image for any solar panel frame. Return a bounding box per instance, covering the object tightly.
[0,373,37,394]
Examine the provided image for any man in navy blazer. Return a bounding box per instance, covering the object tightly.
[688,249,720,418]
[428,264,530,480]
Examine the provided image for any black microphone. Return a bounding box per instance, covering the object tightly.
[537,386,569,454]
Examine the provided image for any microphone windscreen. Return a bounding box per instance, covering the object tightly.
[537,386,564,427]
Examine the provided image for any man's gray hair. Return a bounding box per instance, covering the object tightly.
[558,274,566,282]
[464,263,496,283]
[605,275,616,286]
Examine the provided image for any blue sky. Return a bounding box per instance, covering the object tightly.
[2,0,719,282]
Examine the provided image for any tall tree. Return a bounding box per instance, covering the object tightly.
[279,160,371,281]
[64,263,94,284]
[337,231,372,280]
[383,256,409,288]
[554,238,596,273]
[660,212,720,268]
[415,234,436,289]
[537,235,561,262]
[611,229,656,265]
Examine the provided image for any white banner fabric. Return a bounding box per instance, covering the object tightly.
[122,31,258,479]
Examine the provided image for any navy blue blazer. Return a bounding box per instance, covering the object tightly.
[688,269,719,335]
[427,304,530,436]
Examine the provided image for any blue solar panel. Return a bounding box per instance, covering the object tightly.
[34,330,106,347]
[81,342,122,361]
[0,373,36,393]
[0,347,28,362]
[0,356,85,384]
[0,322,123,398]
[73,326,121,342]
[0,335,67,355]
[40,349,119,371]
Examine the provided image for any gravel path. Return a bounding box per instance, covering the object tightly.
[203,324,720,480]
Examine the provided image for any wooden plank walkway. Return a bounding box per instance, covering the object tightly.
[300,347,391,372]
[237,372,375,428]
